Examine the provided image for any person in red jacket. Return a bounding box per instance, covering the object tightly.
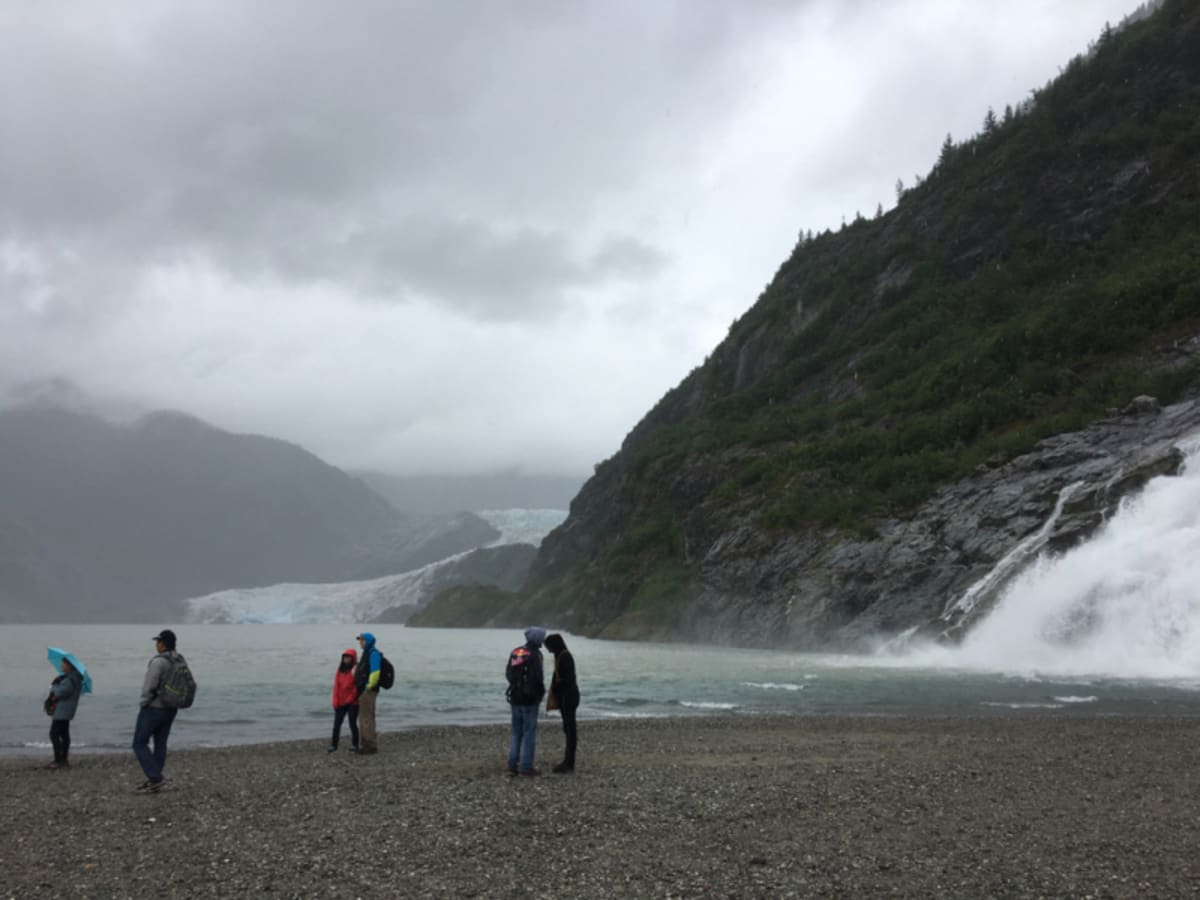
[329,649,360,753]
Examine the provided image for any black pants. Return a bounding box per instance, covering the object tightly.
[332,704,359,749]
[50,719,71,764]
[560,705,577,768]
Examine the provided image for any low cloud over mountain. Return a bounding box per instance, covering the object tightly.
[0,405,498,622]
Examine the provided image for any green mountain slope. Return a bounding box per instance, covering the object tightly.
[424,0,1200,643]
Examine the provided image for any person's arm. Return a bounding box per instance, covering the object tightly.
[140,656,168,707]
[365,649,381,692]
[50,675,76,701]
[559,653,577,691]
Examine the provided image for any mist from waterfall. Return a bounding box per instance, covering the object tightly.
[906,437,1200,682]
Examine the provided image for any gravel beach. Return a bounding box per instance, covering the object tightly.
[4,714,1200,898]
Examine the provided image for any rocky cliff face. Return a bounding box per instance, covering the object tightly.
[684,394,1200,650]
[520,391,1200,650]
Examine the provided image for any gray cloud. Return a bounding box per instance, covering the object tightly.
[0,0,1140,476]
[335,219,667,320]
[0,1,758,317]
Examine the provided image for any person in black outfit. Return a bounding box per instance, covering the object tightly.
[544,633,579,773]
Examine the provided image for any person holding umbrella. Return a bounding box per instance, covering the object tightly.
[45,648,92,770]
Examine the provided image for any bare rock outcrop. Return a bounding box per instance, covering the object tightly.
[679,395,1200,650]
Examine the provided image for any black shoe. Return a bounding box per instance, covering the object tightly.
[507,766,519,776]
[518,768,541,777]
[552,763,574,774]
[135,780,164,794]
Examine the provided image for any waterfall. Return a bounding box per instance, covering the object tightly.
[940,480,1086,623]
[946,439,1200,679]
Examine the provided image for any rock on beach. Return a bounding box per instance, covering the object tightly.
[3,714,1199,898]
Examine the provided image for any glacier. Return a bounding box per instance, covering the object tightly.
[182,508,566,625]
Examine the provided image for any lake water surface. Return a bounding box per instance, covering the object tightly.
[5,624,1200,755]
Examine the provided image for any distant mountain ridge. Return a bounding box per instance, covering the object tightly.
[0,406,498,622]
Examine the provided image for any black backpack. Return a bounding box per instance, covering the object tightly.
[158,652,197,709]
[378,654,395,690]
[505,646,541,704]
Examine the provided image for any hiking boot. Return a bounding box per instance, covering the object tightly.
[552,763,574,774]
[518,768,541,777]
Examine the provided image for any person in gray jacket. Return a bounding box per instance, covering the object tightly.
[46,659,84,769]
[132,629,181,793]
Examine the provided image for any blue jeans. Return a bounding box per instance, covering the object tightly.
[508,703,539,772]
[133,706,178,783]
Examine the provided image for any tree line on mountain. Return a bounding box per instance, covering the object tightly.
[629,0,1200,532]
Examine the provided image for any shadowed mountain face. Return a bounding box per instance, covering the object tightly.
[416,0,1200,646]
[0,407,497,622]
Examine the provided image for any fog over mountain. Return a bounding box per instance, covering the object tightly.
[1,2,1137,482]
[355,470,583,516]
[0,404,501,622]
[0,1,1157,638]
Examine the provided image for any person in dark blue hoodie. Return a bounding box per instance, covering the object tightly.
[355,632,382,754]
[505,627,546,776]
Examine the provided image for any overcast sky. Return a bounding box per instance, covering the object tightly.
[0,1,1139,477]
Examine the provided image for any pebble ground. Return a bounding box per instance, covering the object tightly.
[4,714,1200,898]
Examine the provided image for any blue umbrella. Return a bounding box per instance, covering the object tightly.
[47,647,93,694]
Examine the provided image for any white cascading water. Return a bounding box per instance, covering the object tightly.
[940,436,1200,680]
[941,480,1086,623]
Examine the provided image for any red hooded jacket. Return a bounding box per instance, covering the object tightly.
[332,648,359,708]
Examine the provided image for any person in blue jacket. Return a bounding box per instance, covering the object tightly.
[355,632,382,754]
